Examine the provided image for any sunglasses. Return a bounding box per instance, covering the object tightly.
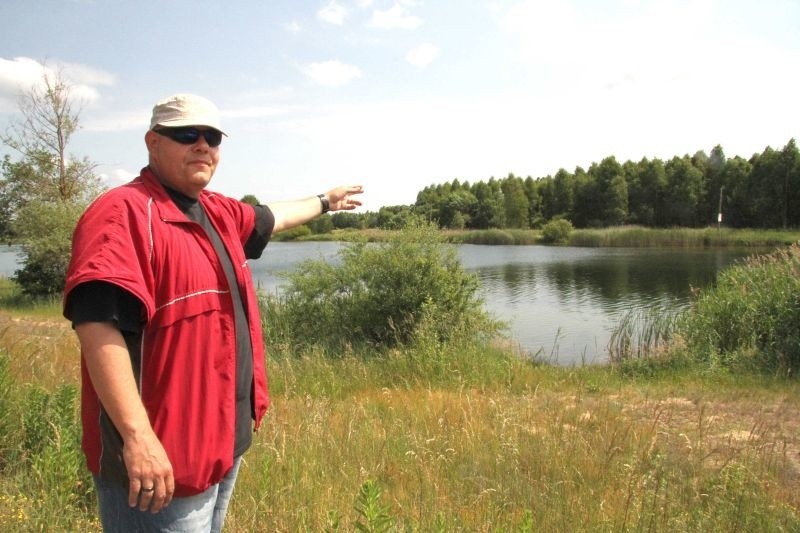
[155,127,223,147]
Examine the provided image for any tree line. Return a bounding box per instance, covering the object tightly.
[295,139,800,233]
[406,140,800,231]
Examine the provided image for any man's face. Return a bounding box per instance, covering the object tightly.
[145,127,221,198]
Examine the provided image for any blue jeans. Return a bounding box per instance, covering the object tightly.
[93,456,242,533]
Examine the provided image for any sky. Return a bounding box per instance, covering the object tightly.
[0,0,798,210]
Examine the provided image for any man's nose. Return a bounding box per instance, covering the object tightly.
[192,136,210,150]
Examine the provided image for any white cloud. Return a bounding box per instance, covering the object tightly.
[100,168,138,188]
[369,2,423,30]
[284,20,301,33]
[317,1,348,25]
[0,57,47,92]
[302,60,362,87]
[406,43,440,68]
[0,57,114,113]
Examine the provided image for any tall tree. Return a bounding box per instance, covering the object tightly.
[721,156,753,228]
[470,180,504,229]
[780,139,800,228]
[501,174,530,228]
[663,156,704,226]
[699,145,727,226]
[550,168,575,221]
[438,189,476,229]
[571,167,596,228]
[624,157,668,227]
[1,69,102,208]
[0,67,103,296]
[745,147,785,228]
[523,176,543,227]
[414,184,441,223]
[590,157,628,226]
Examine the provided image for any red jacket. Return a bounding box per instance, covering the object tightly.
[64,167,270,496]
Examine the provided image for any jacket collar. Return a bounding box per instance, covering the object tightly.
[138,166,205,222]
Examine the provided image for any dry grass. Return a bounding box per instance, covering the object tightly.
[0,312,79,389]
[227,370,800,531]
[1,311,799,531]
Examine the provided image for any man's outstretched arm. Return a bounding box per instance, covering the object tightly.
[268,185,364,234]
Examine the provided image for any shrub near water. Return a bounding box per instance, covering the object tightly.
[679,243,800,373]
[541,218,574,244]
[269,222,498,352]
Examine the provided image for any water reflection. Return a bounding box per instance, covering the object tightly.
[457,245,754,364]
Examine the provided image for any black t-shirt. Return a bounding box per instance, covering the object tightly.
[65,189,274,459]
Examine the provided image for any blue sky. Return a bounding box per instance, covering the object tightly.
[1,0,798,210]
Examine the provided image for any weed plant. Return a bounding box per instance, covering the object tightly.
[679,243,800,374]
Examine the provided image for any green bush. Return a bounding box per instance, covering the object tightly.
[12,201,84,298]
[679,244,800,373]
[541,218,573,244]
[268,222,497,352]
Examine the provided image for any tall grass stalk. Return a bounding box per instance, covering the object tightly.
[569,226,799,248]
[608,306,680,363]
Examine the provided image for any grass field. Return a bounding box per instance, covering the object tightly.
[0,308,798,531]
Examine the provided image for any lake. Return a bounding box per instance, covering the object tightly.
[0,242,756,365]
[246,242,755,365]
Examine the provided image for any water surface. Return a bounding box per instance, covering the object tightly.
[250,242,754,365]
[0,242,755,365]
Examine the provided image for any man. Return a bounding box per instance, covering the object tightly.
[63,93,363,532]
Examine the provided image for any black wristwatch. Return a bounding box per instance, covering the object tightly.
[317,194,330,214]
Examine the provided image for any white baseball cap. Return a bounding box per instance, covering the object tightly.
[149,93,226,134]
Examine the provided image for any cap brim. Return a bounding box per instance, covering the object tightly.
[152,120,227,136]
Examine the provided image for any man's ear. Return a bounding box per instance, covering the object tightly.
[144,130,159,152]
